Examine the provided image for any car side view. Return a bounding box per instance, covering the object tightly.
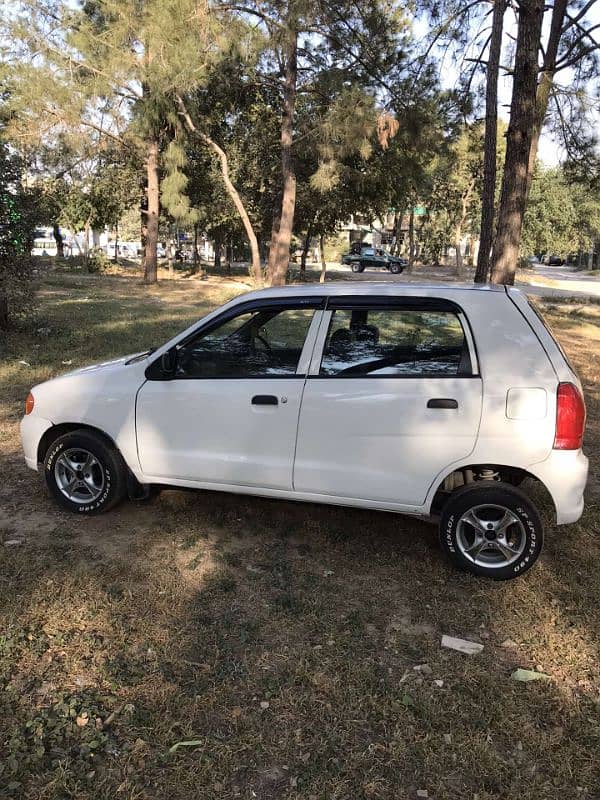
[21,283,588,580]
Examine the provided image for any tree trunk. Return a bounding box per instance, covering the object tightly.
[176,96,262,284]
[468,232,477,267]
[268,31,298,287]
[490,0,544,286]
[407,207,415,272]
[226,240,233,274]
[192,222,200,274]
[319,235,327,283]
[456,178,475,276]
[0,292,9,330]
[52,223,64,258]
[394,210,403,255]
[300,224,312,278]
[143,138,159,284]
[474,0,506,283]
[113,221,119,262]
[526,0,568,195]
[268,205,281,262]
[83,219,90,268]
[168,239,174,279]
[214,235,222,269]
[454,223,464,276]
[140,172,147,263]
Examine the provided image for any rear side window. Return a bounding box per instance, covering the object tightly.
[526,298,577,374]
[319,307,471,377]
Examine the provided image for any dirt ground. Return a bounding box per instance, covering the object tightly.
[0,270,599,800]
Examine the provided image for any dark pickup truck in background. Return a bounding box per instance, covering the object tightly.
[342,242,407,274]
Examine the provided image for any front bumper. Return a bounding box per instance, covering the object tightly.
[529,449,589,524]
[20,414,54,471]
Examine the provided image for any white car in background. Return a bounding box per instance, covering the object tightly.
[21,283,588,580]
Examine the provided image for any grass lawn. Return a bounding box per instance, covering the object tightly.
[0,271,599,800]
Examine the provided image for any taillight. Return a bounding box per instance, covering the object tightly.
[25,392,35,415]
[554,382,585,450]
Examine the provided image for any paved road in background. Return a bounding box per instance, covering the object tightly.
[322,261,600,300]
[516,264,600,300]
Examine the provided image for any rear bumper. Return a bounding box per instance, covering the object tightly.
[529,449,589,524]
[20,414,54,472]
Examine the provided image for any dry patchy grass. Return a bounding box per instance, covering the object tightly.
[0,273,599,800]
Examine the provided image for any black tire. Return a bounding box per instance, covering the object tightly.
[351,262,361,273]
[358,262,366,272]
[439,482,543,580]
[389,262,402,274]
[43,429,128,514]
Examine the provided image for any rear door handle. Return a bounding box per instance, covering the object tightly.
[252,394,278,406]
[427,398,458,409]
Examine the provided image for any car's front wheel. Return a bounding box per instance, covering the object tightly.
[44,429,128,514]
[389,262,403,274]
[351,262,363,273]
[439,482,544,580]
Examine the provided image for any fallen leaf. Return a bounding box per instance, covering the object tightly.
[441,635,484,655]
[168,738,204,754]
[511,668,551,682]
[413,663,432,675]
[76,713,89,727]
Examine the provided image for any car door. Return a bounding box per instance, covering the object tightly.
[293,297,483,506]
[136,299,322,489]
[360,247,377,269]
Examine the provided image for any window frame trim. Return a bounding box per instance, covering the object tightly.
[307,296,480,379]
[145,296,326,381]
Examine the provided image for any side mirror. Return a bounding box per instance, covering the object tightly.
[160,347,178,378]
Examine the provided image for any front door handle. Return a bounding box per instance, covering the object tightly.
[427,398,458,409]
[252,394,278,406]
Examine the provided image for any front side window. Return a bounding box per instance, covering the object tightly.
[176,306,316,378]
[319,307,470,377]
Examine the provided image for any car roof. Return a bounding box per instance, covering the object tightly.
[236,281,508,302]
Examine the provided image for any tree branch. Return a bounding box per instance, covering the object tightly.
[561,0,597,33]
[175,94,262,281]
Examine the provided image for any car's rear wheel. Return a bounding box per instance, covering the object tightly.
[351,262,361,273]
[439,482,543,580]
[44,430,128,514]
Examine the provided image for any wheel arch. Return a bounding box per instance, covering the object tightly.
[428,463,557,521]
[37,422,120,465]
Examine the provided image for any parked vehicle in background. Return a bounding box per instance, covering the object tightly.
[21,283,587,580]
[342,242,407,274]
[545,255,565,266]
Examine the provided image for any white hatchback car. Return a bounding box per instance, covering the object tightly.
[21,283,588,580]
